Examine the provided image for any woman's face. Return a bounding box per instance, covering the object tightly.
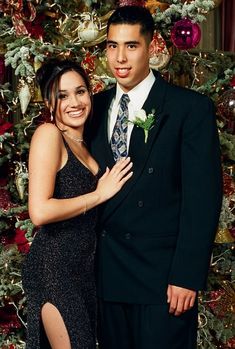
[52,70,91,132]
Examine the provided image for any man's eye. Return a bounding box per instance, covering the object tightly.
[128,44,136,49]
[107,44,117,49]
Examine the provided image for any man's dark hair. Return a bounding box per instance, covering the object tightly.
[107,6,155,42]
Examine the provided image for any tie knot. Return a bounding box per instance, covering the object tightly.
[120,94,130,107]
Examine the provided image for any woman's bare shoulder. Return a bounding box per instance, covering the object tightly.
[31,123,62,144]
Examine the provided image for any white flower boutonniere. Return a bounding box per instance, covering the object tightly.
[129,109,156,143]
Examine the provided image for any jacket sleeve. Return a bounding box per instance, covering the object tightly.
[168,94,223,291]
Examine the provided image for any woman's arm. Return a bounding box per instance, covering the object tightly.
[28,123,132,226]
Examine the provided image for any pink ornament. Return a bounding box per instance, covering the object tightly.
[171,18,201,50]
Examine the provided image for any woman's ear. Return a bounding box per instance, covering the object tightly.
[44,99,49,108]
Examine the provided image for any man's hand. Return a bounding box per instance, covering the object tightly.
[167,284,196,316]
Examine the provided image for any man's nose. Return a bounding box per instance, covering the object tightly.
[116,47,127,63]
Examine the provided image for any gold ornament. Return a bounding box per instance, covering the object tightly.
[59,11,113,47]
[146,0,169,13]
[215,228,235,243]
[17,79,34,115]
[14,161,28,200]
[149,32,170,70]
[79,13,99,42]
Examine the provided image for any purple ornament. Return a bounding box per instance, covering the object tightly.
[171,18,201,50]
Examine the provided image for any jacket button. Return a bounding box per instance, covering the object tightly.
[138,200,144,207]
[125,233,131,239]
[148,167,154,174]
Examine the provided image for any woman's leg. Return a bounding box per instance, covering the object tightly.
[41,302,71,349]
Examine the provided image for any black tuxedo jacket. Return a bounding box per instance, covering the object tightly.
[90,71,223,304]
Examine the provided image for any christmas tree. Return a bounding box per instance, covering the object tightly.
[0,0,234,348]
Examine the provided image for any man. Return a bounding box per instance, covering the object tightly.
[91,5,222,349]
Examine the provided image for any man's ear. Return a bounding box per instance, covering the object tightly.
[149,39,155,58]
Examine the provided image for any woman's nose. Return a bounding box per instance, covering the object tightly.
[69,94,80,106]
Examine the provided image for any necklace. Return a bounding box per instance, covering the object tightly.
[65,132,84,143]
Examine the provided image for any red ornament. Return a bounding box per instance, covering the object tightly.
[14,227,30,254]
[91,79,105,94]
[0,117,13,135]
[171,18,201,50]
[230,76,235,88]
[81,51,96,74]
[24,14,45,39]
[217,88,235,121]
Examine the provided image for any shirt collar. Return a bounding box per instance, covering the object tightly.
[115,70,156,110]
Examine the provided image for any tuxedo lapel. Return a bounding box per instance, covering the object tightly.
[101,73,168,221]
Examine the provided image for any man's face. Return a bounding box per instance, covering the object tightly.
[106,24,153,92]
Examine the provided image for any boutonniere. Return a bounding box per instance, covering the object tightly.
[128,109,156,143]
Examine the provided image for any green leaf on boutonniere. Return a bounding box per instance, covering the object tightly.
[128,109,155,143]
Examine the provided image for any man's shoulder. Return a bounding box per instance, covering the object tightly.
[93,86,115,104]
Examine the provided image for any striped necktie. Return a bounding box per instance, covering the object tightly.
[110,94,130,161]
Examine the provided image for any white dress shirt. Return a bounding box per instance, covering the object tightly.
[108,70,156,150]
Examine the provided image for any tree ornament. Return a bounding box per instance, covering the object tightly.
[171,18,201,50]
[149,32,170,70]
[0,117,13,135]
[18,79,32,115]
[79,13,100,42]
[14,161,28,200]
[215,228,234,243]
[217,88,235,122]
[0,0,36,36]
[118,0,146,6]
[146,0,169,13]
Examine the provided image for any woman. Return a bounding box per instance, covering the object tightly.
[22,59,133,349]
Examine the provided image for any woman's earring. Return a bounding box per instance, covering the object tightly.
[50,110,54,122]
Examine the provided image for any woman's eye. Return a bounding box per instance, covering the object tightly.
[77,89,86,95]
[58,94,67,99]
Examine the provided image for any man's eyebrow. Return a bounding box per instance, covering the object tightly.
[106,40,140,45]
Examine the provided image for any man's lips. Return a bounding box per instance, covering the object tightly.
[115,68,131,78]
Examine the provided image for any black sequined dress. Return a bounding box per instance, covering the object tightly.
[22,140,98,349]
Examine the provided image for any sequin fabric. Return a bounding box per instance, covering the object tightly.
[22,140,98,349]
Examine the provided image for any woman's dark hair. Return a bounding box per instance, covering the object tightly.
[107,6,155,43]
[36,58,92,121]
